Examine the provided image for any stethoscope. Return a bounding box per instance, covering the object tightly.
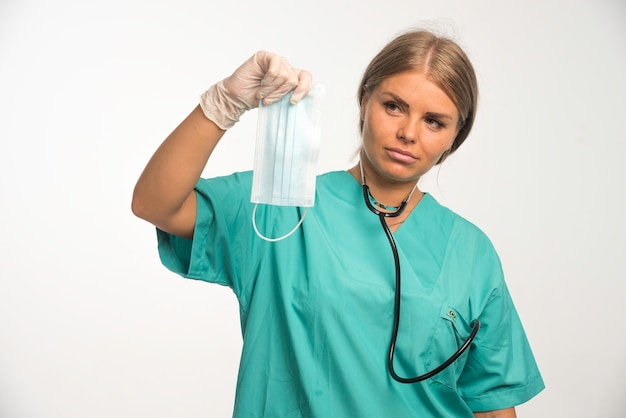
[359,161,481,383]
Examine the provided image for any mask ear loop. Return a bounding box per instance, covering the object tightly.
[252,204,308,242]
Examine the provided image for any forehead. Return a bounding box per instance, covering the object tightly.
[376,71,458,116]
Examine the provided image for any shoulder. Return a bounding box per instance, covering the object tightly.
[422,194,486,234]
[196,171,253,194]
[313,170,359,201]
[424,194,499,257]
[316,170,354,186]
[197,170,253,186]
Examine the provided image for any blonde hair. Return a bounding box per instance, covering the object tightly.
[358,30,478,162]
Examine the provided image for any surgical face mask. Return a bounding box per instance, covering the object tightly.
[251,84,325,241]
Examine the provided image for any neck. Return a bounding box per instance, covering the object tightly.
[349,160,422,209]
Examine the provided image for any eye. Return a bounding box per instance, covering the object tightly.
[426,118,445,130]
[384,101,403,114]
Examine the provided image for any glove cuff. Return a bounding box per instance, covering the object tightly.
[199,81,246,130]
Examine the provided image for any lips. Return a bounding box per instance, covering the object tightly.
[386,147,418,163]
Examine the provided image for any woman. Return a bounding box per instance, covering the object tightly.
[132,30,544,417]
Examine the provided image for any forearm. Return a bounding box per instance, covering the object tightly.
[132,51,310,238]
[132,105,224,228]
[474,407,516,418]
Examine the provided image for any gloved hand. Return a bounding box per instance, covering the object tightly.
[200,51,312,130]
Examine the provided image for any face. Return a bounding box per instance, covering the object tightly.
[360,70,460,186]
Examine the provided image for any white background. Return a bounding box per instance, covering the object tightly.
[1,0,625,417]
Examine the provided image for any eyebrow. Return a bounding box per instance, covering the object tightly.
[424,111,455,122]
[381,91,410,109]
[380,91,455,121]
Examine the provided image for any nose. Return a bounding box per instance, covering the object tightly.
[397,118,418,144]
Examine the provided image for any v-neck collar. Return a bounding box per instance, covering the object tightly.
[338,170,432,234]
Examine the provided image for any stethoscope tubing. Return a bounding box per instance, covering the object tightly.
[361,184,480,383]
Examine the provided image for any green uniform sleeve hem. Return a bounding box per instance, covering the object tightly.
[464,376,545,412]
[155,188,225,285]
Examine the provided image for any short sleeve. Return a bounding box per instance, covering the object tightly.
[156,172,255,294]
[458,281,545,411]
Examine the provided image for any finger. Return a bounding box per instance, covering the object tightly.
[289,70,313,104]
[256,53,291,93]
[261,73,302,105]
[258,52,307,102]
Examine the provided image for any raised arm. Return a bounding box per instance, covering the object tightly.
[131,51,312,239]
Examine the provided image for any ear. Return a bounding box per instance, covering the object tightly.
[359,87,370,121]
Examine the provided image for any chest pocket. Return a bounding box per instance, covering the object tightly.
[425,303,474,389]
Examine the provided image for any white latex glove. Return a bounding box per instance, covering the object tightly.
[200,51,312,130]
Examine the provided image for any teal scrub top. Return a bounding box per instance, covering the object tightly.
[157,170,544,417]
